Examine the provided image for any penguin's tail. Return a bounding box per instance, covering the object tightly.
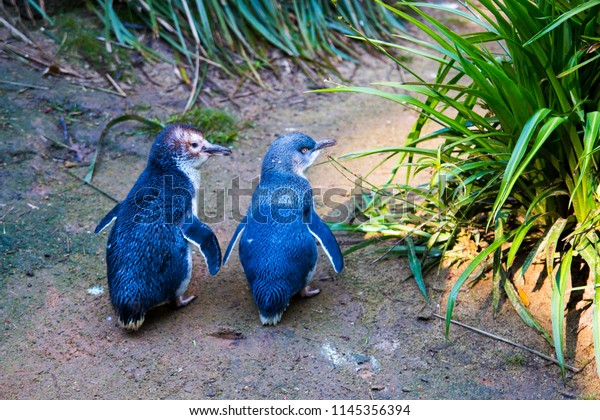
[116,301,145,331]
[254,287,288,326]
[259,311,283,326]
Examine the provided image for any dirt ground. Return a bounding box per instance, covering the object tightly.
[1,8,599,400]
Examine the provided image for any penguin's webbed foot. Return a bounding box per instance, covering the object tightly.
[300,284,320,297]
[175,294,196,307]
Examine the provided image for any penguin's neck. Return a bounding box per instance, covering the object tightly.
[179,163,202,191]
[176,161,201,217]
[262,169,309,189]
[261,153,295,175]
[148,159,201,216]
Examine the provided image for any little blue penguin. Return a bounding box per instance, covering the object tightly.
[223,132,344,325]
[95,123,231,330]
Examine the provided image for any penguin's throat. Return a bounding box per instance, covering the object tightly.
[294,150,320,178]
[176,158,203,190]
[263,158,317,179]
[174,157,203,216]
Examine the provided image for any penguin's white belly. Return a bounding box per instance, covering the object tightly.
[175,245,193,297]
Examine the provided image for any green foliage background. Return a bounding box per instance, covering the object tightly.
[321,0,600,378]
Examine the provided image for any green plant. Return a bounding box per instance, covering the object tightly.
[319,0,600,378]
[504,353,525,367]
[82,0,405,81]
[55,14,133,78]
[142,107,240,145]
[86,107,240,182]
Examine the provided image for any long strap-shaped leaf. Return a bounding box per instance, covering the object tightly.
[506,212,547,267]
[551,247,573,380]
[489,110,565,226]
[524,0,600,46]
[572,112,600,201]
[595,274,600,379]
[576,239,600,379]
[492,210,508,317]
[406,236,428,302]
[85,115,164,183]
[546,217,570,282]
[314,86,474,137]
[446,230,516,336]
[504,279,553,346]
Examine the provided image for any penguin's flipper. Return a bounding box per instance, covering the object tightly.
[181,216,222,276]
[95,202,121,234]
[223,215,247,266]
[307,209,344,273]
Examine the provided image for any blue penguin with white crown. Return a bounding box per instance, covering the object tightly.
[95,123,231,330]
[224,132,343,325]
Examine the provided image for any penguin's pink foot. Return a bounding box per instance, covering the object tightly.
[175,294,196,307]
[300,284,320,297]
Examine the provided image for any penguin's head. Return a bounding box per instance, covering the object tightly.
[262,132,336,177]
[149,123,231,170]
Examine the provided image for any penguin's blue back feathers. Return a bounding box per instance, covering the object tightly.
[95,124,228,330]
[226,132,344,325]
[103,168,195,326]
[237,170,341,323]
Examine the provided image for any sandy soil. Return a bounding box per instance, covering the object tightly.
[1,9,599,400]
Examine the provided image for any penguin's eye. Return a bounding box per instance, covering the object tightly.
[191,142,199,148]
[300,147,309,154]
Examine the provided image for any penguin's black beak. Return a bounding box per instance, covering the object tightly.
[202,144,232,156]
[315,139,337,150]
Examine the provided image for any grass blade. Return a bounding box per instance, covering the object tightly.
[489,109,561,224]
[572,112,600,199]
[504,279,553,346]
[341,237,382,256]
[595,276,600,379]
[406,235,428,301]
[524,1,600,46]
[27,0,55,25]
[85,115,163,182]
[577,238,600,379]
[551,248,572,379]
[545,217,569,281]
[446,231,516,336]
[492,211,508,317]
